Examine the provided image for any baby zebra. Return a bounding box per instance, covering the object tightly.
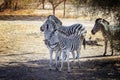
[41,15,86,72]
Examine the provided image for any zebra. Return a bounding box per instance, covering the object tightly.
[41,15,87,72]
[56,26,86,72]
[40,15,62,70]
[91,18,120,56]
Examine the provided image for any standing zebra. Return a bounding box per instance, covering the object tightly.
[91,18,120,56]
[41,15,86,72]
[57,25,86,72]
[40,15,62,70]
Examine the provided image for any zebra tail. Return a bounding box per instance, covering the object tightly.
[83,38,86,49]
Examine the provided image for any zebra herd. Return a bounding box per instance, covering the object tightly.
[40,15,119,72]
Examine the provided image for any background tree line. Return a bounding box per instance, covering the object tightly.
[0,0,66,16]
[0,0,120,21]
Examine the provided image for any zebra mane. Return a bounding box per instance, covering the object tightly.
[96,18,109,25]
[56,24,86,38]
[47,15,62,26]
[95,18,102,23]
[102,19,110,25]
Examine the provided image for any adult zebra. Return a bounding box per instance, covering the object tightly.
[41,15,86,72]
[40,15,62,70]
[91,18,120,56]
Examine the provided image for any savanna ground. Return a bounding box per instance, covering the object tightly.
[0,10,120,80]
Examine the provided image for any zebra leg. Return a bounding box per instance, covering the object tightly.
[110,39,114,56]
[71,51,76,69]
[103,40,108,56]
[59,50,65,72]
[55,50,60,70]
[66,50,71,72]
[57,50,61,67]
[76,49,81,68]
[49,49,53,70]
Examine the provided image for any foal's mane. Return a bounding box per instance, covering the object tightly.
[96,18,110,25]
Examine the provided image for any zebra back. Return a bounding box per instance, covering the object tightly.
[57,24,87,38]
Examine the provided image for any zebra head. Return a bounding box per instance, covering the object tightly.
[41,19,56,41]
[91,18,109,35]
[40,15,62,32]
[40,15,61,45]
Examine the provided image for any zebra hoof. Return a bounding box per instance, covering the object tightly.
[103,52,106,56]
[59,68,62,72]
[67,70,71,73]
[49,68,52,71]
[55,68,59,71]
[71,67,73,69]
[75,57,78,59]
[103,54,106,56]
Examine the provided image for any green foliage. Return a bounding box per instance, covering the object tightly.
[90,0,120,8]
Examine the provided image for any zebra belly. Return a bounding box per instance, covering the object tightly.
[59,37,80,51]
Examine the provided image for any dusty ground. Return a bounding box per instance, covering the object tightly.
[0,18,120,80]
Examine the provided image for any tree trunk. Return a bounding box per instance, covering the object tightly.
[42,0,45,9]
[63,0,66,17]
[13,2,18,11]
[49,0,64,15]
[53,7,55,15]
[4,0,12,9]
[0,0,13,11]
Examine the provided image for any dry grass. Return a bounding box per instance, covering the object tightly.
[0,19,111,56]
[0,20,44,54]
[0,9,35,15]
[0,9,98,20]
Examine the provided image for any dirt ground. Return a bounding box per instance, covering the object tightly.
[0,17,120,80]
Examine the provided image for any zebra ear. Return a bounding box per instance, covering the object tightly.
[103,19,109,25]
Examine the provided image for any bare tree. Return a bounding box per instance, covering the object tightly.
[0,0,11,11]
[42,0,45,9]
[63,0,66,17]
[39,0,45,9]
[48,0,64,15]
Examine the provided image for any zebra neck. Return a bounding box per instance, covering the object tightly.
[101,25,111,39]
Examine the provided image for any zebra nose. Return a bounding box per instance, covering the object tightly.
[40,27,44,32]
[91,30,95,35]
[44,39,49,45]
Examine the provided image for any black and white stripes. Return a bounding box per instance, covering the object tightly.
[40,15,87,72]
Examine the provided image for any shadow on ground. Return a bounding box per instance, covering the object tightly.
[0,56,120,80]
